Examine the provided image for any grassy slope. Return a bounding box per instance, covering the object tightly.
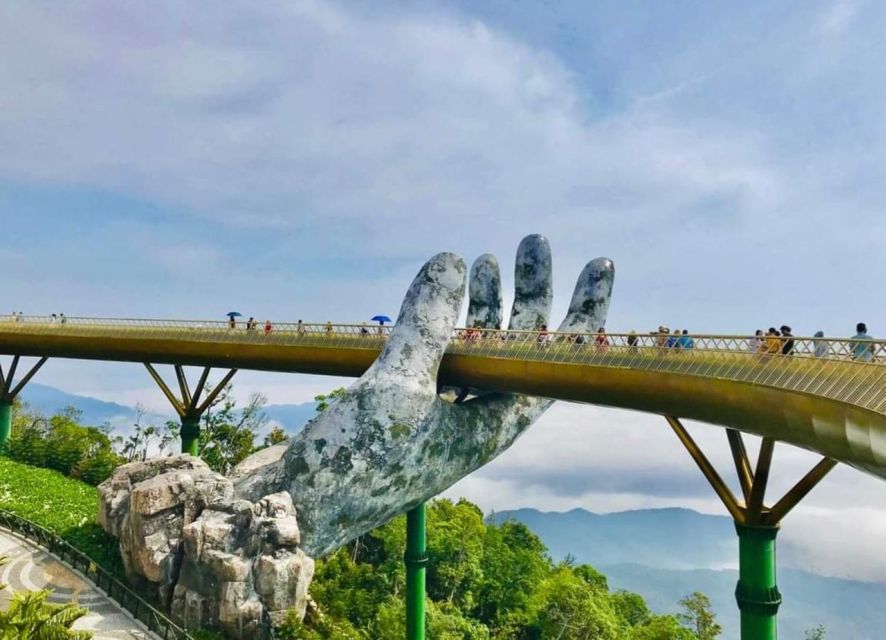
[0,456,123,576]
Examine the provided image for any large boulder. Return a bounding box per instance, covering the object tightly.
[98,456,314,637]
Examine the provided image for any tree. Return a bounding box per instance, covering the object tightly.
[678,592,721,640]
[611,590,651,627]
[5,404,122,485]
[119,405,177,462]
[264,425,288,447]
[314,387,347,413]
[530,567,621,640]
[805,625,827,640]
[427,499,486,609]
[474,520,551,634]
[197,385,268,475]
[629,615,695,640]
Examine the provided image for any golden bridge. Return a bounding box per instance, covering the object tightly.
[0,315,883,639]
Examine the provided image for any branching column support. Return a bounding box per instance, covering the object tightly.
[405,502,428,640]
[0,356,48,452]
[144,364,237,456]
[666,416,837,640]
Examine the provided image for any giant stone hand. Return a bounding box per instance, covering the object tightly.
[98,234,613,635]
[232,234,614,556]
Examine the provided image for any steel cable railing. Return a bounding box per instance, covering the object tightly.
[1,317,884,413]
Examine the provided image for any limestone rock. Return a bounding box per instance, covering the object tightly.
[98,458,314,637]
[173,491,314,637]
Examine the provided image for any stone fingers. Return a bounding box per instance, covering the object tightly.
[466,254,503,329]
[508,234,553,331]
[369,252,467,386]
[557,257,615,333]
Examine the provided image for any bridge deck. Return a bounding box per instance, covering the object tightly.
[0,317,884,479]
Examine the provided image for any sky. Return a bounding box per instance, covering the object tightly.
[2,0,886,582]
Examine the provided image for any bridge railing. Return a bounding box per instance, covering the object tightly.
[0,509,196,640]
[445,329,886,414]
[1,317,883,412]
[1,315,881,364]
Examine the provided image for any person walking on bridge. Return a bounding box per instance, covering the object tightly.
[750,329,764,352]
[813,330,829,358]
[780,325,795,355]
[264,320,272,335]
[764,328,782,358]
[851,322,875,362]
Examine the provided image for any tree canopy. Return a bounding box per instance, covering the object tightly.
[284,498,719,639]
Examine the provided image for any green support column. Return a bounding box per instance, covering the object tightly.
[405,503,427,640]
[180,416,201,456]
[735,523,781,640]
[0,399,11,453]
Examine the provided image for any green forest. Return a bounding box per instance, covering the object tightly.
[281,498,719,639]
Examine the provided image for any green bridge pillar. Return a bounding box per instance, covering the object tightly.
[405,502,427,640]
[736,523,781,640]
[0,399,11,453]
[180,416,201,457]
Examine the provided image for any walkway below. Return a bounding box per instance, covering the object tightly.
[0,528,153,639]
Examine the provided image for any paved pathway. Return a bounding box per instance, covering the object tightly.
[0,528,154,639]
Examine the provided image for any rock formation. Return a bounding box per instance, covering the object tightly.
[99,456,313,637]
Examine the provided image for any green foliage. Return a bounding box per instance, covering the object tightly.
[197,386,268,474]
[805,624,827,639]
[611,590,652,627]
[119,406,177,462]
[678,592,722,639]
[314,387,347,413]
[0,457,124,578]
[627,615,695,640]
[283,498,708,640]
[264,425,288,447]
[530,566,621,639]
[276,609,362,639]
[5,404,123,486]
[0,556,92,640]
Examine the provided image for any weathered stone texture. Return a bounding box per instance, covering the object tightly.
[98,457,313,638]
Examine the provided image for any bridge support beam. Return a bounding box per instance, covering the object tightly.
[0,399,11,453]
[144,364,237,456]
[405,502,427,640]
[0,356,48,453]
[666,417,836,640]
[736,523,780,639]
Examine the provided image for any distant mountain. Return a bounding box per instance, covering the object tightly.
[489,507,735,570]
[604,564,886,640]
[492,508,886,639]
[18,383,317,437]
[20,383,157,429]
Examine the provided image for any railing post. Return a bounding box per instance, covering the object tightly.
[405,503,427,640]
[736,523,781,640]
[180,416,201,456]
[0,399,11,453]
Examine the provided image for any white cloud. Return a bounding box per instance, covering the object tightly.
[0,0,782,241]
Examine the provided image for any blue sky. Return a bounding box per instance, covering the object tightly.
[2,0,886,581]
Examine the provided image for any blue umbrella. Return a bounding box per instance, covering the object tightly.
[226,311,242,318]
[371,315,392,324]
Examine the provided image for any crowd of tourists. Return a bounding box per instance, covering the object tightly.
[5,312,879,362]
[451,322,879,362]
